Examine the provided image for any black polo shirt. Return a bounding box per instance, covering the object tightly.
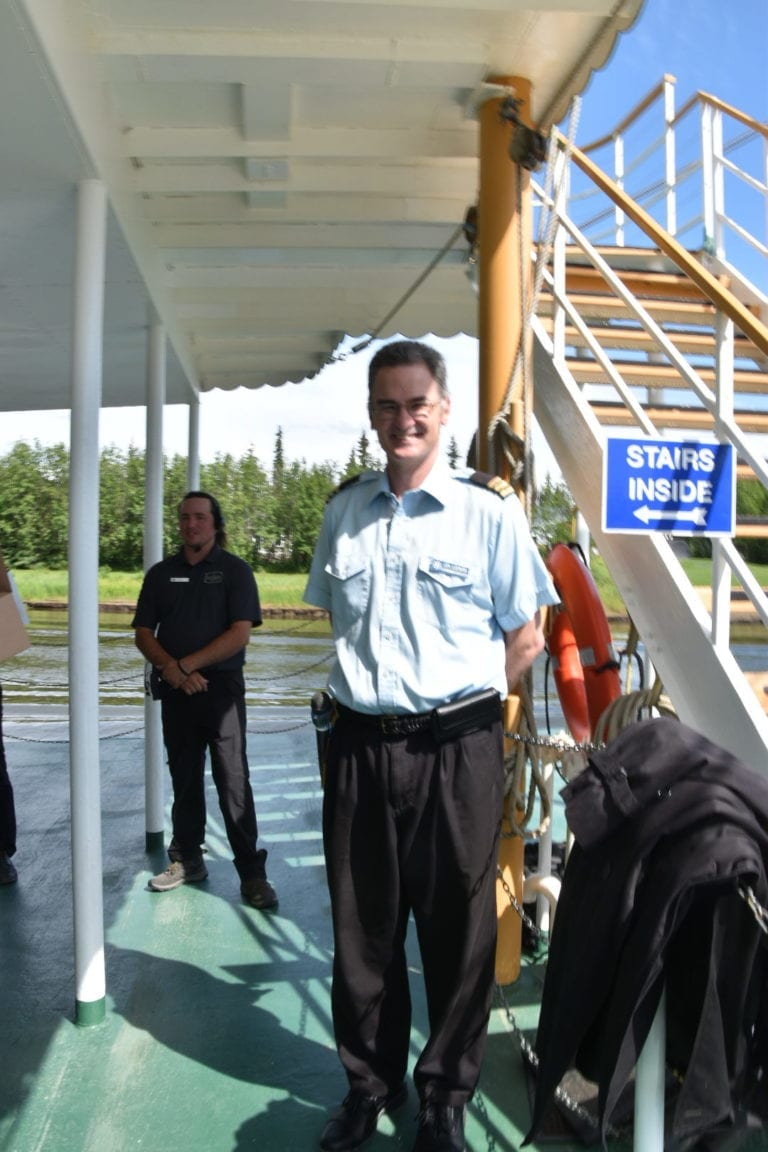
[132,545,261,673]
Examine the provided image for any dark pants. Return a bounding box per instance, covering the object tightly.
[160,676,266,881]
[322,712,504,1106]
[0,685,17,857]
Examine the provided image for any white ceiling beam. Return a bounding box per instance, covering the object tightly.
[152,221,465,247]
[134,161,475,197]
[122,127,477,160]
[166,262,467,289]
[174,295,473,328]
[98,31,489,66]
[143,196,470,225]
[17,0,201,397]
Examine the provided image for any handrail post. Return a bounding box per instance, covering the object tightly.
[701,100,715,254]
[712,107,726,260]
[663,75,677,236]
[552,145,568,362]
[613,133,625,246]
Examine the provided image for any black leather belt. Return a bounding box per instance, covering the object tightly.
[336,703,432,738]
[335,689,501,742]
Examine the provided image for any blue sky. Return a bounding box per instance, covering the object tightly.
[580,0,766,133]
[1,0,765,474]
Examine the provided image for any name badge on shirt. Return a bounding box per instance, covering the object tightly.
[428,558,470,579]
[170,577,190,583]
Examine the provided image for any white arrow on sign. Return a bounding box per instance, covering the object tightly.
[634,505,709,526]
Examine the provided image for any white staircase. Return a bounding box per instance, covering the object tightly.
[528,80,768,765]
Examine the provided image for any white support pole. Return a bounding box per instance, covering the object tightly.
[712,109,726,261]
[68,179,107,1027]
[613,134,625,246]
[187,398,201,490]
[144,320,166,852]
[575,510,590,562]
[701,103,715,254]
[634,989,667,1152]
[663,76,677,237]
[552,149,568,364]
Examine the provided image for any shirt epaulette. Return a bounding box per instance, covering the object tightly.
[468,470,516,499]
[326,473,364,503]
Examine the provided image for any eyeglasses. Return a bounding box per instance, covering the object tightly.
[372,399,442,420]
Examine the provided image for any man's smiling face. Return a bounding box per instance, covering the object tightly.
[369,361,450,489]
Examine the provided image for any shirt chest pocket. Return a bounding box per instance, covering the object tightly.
[325,551,371,627]
[416,555,479,632]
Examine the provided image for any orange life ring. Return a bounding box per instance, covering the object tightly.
[546,543,622,737]
[547,606,591,744]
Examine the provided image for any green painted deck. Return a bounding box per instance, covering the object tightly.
[0,707,591,1152]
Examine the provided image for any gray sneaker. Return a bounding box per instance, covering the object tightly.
[149,860,208,892]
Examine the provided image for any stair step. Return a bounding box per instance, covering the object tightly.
[734,520,768,538]
[567,358,768,391]
[540,318,765,363]
[537,292,722,327]
[560,264,721,302]
[558,245,703,275]
[589,401,768,434]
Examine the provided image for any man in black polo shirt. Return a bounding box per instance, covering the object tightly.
[133,490,276,910]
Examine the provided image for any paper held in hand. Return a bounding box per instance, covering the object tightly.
[0,548,30,662]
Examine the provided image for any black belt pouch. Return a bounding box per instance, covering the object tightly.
[430,688,501,743]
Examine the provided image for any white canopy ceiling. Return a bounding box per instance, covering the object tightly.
[0,0,643,412]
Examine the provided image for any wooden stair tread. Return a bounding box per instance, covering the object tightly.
[537,292,722,326]
[539,317,765,362]
[588,401,768,433]
[559,264,723,301]
[566,358,768,390]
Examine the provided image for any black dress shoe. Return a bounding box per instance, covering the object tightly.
[412,1103,466,1152]
[320,1085,407,1151]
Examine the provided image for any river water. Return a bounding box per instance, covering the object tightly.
[2,608,766,725]
[2,609,765,853]
[1,609,336,715]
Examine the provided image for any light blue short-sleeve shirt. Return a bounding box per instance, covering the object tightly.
[303,461,558,714]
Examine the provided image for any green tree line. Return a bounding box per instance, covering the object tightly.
[0,433,582,572]
[4,433,766,572]
[0,432,352,572]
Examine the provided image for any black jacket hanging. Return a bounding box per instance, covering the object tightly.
[526,717,768,1146]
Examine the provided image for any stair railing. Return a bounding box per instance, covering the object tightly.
[568,76,768,305]
[533,132,768,650]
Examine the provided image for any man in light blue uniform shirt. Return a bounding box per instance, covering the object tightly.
[305,339,557,1152]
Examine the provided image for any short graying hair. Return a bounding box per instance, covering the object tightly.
[367,340,449,406]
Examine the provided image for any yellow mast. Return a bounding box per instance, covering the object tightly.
[478,76,534,985]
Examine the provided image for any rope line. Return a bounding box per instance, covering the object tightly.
[4,715,314,744]
[3,650,333,692]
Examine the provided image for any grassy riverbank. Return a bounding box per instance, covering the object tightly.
[12,558,768,616]
[12,570,309,610]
